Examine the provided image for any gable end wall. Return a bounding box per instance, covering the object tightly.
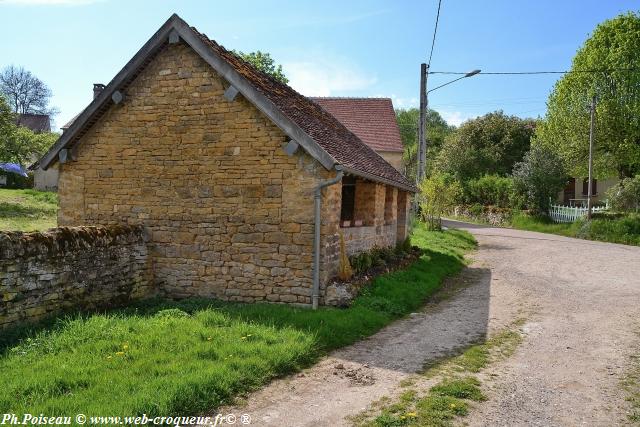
[57,42,341,304]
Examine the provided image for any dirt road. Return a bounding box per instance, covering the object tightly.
[223,221,640,426]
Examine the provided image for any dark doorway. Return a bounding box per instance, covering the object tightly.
[563,178,575,204]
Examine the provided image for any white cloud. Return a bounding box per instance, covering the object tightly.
[0,0,101,5]
[440,110,478,127]
[284,57,377,97]
[389,95,418,109]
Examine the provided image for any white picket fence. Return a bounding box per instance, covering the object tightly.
[548,203,608,223]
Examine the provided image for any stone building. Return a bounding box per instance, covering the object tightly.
[38,14,416,307]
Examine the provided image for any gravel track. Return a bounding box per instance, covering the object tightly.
[221,221,640,426]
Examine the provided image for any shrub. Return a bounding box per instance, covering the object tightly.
[512,144,567,214]
[607,175,640,213]
[348,242,416,277]
[580,214,640,245]
[463,175,515,208]
[419,174,463,230]
[468,203,484,217]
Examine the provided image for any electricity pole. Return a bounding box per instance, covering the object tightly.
[587,95,596,220]
[417,63,428,184]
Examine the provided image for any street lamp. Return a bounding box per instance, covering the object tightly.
[417,68,481,183]
[427,69,481,94]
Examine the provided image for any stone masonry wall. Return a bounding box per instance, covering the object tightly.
[0,226,152,329]
[57,41,339,305]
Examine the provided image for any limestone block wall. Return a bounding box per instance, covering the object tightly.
[0,225,152,329]
[57,42,338,305]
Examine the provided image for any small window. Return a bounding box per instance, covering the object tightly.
[340,176,356,224]
[582,178,597,196]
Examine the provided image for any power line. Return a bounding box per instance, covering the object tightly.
[429,69,640,75]
[427,0,442,66]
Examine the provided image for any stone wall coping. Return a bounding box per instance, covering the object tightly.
[0,225,146,259]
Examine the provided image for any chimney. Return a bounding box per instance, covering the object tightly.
[93,83,106,99]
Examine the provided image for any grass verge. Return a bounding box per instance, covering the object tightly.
[511,212,640,246]
[450,210,640,247]
[354,320,524,427]
[0,224,476,416]
[0,189,58,231]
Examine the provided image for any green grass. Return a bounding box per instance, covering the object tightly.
[0,224,476,416]
[430,377,486,401]
[511,212,640,246]
[452,209,640,247]
[509,212,578,237]
[0,189,58,231]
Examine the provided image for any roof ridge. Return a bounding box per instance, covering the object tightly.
[192,30,412,189]
[39,15,415,191]
[309,96,392,101]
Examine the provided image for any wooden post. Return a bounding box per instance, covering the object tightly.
[587,95,596,220]
[417,63,428,184]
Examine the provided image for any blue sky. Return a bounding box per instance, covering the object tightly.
[0,0,637,130]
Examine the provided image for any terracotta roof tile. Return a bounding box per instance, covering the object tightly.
[310,97,404,153]
[193,29,414,191]
[16,114,50,133]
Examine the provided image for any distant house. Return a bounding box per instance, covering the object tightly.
[16,113,51,133]
[558,177,619,206]
[10,113,59,191]
[37,14,416,307]
[311,97,405,171]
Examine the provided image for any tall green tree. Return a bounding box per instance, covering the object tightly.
[233,50,289,84]
[0,95,57,165]
[395,108,454,181]
[0,94,14,138]
[512,144,567,214]
[3,126,58,165]
[434,111,536,181]
[535,12,640,179]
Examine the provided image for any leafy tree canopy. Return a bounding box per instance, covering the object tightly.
[512,144,567,214]
[0,96,58,165]
[535,12,640,179]
[233,50,289,84]
[395,108,454,181]
[434,111,536,181]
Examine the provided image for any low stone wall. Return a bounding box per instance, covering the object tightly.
[452,205,512,226]
[342,223,397,256]
[0,225,152,329]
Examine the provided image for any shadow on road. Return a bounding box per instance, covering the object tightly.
[332,266,492,373]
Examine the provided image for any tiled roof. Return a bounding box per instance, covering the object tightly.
[310,97,404,153]
[193,29,414,191]
[40,15,414,191]
[16,114,50,133]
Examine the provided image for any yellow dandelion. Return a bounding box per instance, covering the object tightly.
[207,337,212,341]
[450,403,456,408]
[116,351,125,356]
[122,344,129,350]
[106,356,112,360]
[406,412,417,417]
